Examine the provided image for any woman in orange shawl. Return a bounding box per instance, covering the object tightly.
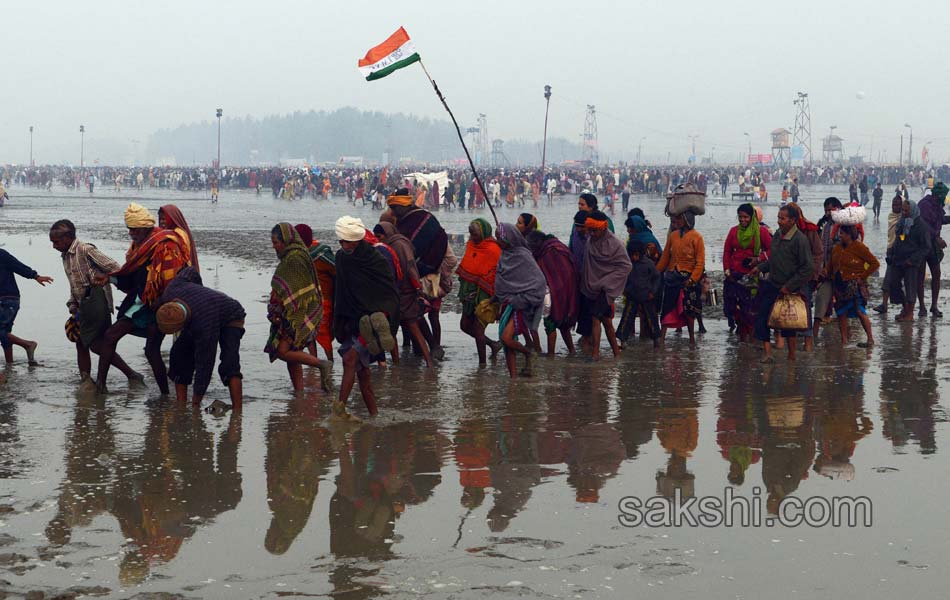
[93,203,190,394]
[456,218,503,365]
[295,224,336,361]
[158,205,199,272]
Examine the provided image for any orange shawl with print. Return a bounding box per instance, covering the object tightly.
[112,228,189,306]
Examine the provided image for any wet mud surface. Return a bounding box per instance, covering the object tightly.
[1,185,948,598]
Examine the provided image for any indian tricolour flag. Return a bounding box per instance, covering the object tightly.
[358,27,420,81]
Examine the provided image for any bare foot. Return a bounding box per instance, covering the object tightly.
[318,361,335,393]
[78,378,98,394]
[25,341,38,365]
[127,371,146,386]
[330,401,362,423]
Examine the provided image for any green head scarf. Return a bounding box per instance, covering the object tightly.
[736,203,761,257]
[471,218,493,240]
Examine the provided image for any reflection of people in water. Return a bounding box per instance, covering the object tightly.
[0,390,23,478]
[614,368,658,461]
[111,406,242,585]
[486,395,544,531]
[47,402,242,586]
[264,394,334,555]
[330,428,396,561]
[879,323,938,454]
[655,355,700,499]
[756,370,815,515]
[327,421,447,598]
[717,359,763,486]
[46,393,116,546]
[454,417,492,510]
[565,373,624,503]
[453,377,495,511]
[568,422,625,503]
[390,421,449,509]
[813,352,873,481]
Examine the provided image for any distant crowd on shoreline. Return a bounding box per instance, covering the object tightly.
[3,162,948,207]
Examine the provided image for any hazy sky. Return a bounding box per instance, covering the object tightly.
[2,0,947,165]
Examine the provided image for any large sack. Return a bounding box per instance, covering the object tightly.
[831,205,867,226]
[767,293,809,331]
[475,298,500,327]
[665,183,706,216]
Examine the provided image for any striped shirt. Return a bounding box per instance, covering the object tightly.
[61,238,120,313]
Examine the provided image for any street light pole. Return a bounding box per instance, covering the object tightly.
[637,136,645,166]
[540,85,551,177]
[904,123,912,166]
[688,134,699,164]
[79,125,85,173]
[29,126,33,166]
[216,108,223,168]
[743,132,751,163]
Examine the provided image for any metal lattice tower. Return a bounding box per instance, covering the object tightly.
[822,125,844,163]
[465,125,480,161]
[792,92,812,165]
[491,139,510,167]
[582,105,599,165]
[476,113,489,166]
[771,128,791,170]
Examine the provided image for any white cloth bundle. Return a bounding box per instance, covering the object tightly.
[831,205,867,226]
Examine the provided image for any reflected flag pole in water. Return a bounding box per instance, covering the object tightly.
[357,26,498,226]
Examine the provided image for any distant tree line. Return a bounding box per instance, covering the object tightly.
[144,107,583,167]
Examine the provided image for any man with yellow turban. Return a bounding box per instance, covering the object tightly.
[90,202,192,394]
[387,187,448,357]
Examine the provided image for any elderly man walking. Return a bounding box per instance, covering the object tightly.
[750,204,815,363]
[49,219,142,391]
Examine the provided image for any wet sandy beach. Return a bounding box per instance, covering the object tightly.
[1,185,948,599]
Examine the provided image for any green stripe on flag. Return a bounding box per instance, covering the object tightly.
[366,53,421,81]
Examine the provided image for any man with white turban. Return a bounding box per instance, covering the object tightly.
[335,215,367,242]
[330,216,400,421]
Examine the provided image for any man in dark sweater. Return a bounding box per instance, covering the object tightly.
[916,182,950,317]
[618,240,660,347]
[750,204,815,362]
[0,249,54,374]
[155,268,245,409]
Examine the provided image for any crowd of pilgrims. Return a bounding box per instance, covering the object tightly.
[2,181,950,418]
[5,162,949,207]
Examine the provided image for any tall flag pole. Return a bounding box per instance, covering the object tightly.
[358,27,498,225]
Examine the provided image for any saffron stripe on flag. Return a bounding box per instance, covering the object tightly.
[358,26,421,81]
[358,26,412,68]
